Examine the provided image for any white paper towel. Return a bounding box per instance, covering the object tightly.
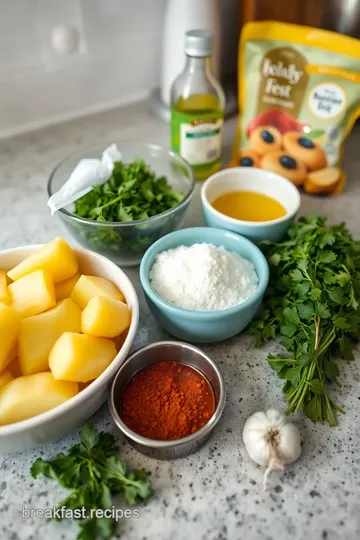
[47,144,122,215]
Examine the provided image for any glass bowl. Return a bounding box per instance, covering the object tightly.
[47,142,194,266]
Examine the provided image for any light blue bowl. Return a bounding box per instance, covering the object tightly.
[201,167,301,242]
[139,227,269,343]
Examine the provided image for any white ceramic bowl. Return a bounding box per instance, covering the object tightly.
[0,245,139,453]
[201,167,301,242]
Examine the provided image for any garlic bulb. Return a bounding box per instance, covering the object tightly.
[242,409,301,489]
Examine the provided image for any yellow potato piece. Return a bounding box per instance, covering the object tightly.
[0,303,20,372]
[0,372,78,425]
[8,237,78,284]
[78,381,93,391]
[55,272,80,301]
[18,298,82,375]
[70,275,125,309]
[0,369,13,389]
[5,340,17,365]
[112,329,128,351]
[7,357,22,378]
[0,271,10,304]
[81,296,131,338]
[49,332,116,382]
[9,269,56,318]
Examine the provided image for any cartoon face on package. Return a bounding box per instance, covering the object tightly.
[232,21,360,195]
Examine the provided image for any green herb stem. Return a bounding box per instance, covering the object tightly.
[94,194,123,212]
[249,214,360,426]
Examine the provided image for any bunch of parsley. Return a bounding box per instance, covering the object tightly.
[31,424,153,539]
[249,215,360,426]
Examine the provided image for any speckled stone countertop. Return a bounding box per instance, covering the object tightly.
[0,102,359,540]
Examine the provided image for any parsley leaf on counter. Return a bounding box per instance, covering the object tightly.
[74,159,184,223]
[248,215,360,426]
[31,423,153,539]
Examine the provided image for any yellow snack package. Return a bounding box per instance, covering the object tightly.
[232,21,360,195]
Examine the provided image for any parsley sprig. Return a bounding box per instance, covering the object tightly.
[249,215,360,426]
[31,424,153,539]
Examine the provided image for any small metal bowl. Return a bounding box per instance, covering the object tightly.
[109,341,226,460]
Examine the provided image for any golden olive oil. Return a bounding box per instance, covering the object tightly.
[212,191,286,222]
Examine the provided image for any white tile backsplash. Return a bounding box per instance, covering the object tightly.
[37,0,88,69]
[0,0,165,138]
[82,0,165,56]
[0,0,238,139]
[0,0,42,76]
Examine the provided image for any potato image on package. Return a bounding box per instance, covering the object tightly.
[283,132,327,171]
[304,167,341,194]
[250,126,282,155]
[260,152,307,186]
[237,149,261,167]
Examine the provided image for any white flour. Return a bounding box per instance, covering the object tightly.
[149,243,258,312]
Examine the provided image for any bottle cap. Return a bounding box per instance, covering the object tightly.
[185,29,213,57]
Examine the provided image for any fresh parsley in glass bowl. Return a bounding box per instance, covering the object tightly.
[47,142,194,265]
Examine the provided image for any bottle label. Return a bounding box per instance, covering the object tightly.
[171,110,224,170]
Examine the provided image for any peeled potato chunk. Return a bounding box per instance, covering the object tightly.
[19,298,82,375]
[9,269,56,318]
[0,372,78,426]
[55,272,80,301]
[8,237,78,284]
[5,340,17,365]
[0,369,13,389]
[0,271,10,304]
[78,381,93,391]
[112,329,128,351]
[0,303,20,372]
[70,275,125,309]
[49,332,116,382]
[82,296,131,338]
[7,357,21,378]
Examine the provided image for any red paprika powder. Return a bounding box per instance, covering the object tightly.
[120,361,215,441]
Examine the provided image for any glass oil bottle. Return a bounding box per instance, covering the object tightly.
[171,30,225,180]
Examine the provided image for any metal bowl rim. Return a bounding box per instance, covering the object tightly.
[109,340,226,448]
